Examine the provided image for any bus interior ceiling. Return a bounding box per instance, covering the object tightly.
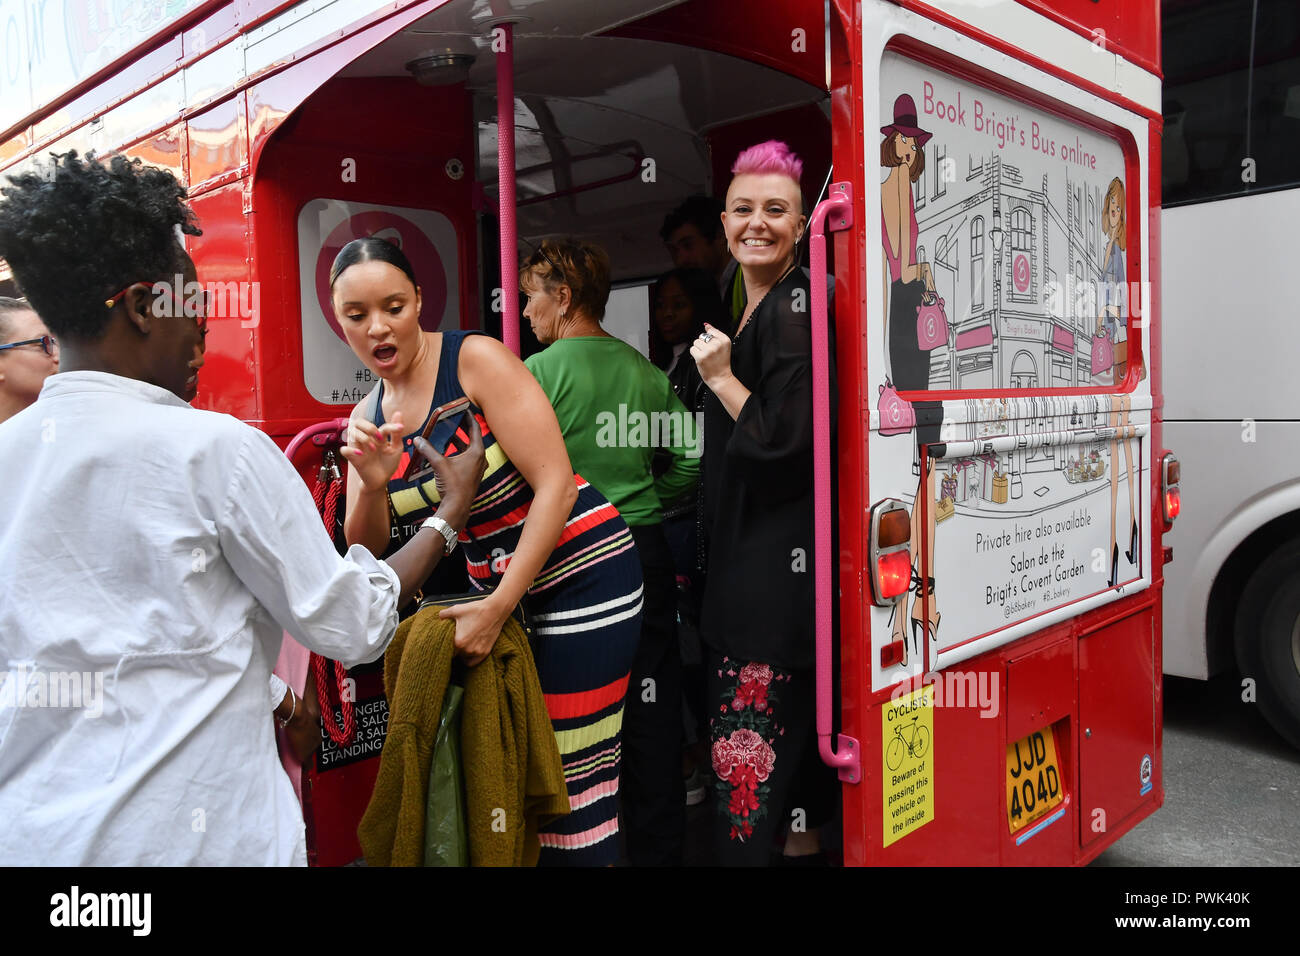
[321,0,832,289]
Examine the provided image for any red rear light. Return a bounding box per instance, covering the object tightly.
[1161,453,1181,523]
[878,550,911,600]
[1165,487,1181,520]
[869,499,912,606]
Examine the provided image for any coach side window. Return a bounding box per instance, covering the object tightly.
[1163,0,1300,206]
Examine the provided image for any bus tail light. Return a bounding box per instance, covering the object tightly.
[870,499,912,605]
[1162,453,1181,523]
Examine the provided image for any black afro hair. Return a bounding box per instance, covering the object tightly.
[0,151,201,341]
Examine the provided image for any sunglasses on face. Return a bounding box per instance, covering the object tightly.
[0,334,58,356]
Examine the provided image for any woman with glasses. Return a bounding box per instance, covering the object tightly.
[334,236,643,866]
[0,297,59,423]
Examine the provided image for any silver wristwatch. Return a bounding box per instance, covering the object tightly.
[421,515,459,555]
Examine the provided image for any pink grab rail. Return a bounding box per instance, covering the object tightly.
[284,418,350,464]
[809,182,860,784]
[496,21,520,357]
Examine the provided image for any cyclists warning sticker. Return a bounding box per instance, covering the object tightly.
[883,685,935,846]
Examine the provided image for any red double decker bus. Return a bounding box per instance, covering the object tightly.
[0,0,1174,865]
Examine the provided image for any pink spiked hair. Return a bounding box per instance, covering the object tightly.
[730,140,804,182]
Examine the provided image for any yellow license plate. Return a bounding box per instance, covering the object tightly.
[1006,728,1064,833]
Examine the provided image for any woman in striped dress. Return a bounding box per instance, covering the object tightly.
[333,237,643,865]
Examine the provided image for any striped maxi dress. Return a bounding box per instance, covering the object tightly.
[377,330,644,866]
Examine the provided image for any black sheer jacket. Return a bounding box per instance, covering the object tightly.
[700,267,836,671]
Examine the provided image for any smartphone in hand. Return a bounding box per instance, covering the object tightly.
[403,396,473,482]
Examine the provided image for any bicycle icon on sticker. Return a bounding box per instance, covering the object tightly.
[886,715,930,771]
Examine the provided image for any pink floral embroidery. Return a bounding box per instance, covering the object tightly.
[712,728,776,784]
[733,679,769,713]
[711,658,789,842]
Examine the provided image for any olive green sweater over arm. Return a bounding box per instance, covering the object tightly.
[525,336,700,526]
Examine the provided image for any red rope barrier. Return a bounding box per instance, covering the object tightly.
[308,451,355,747]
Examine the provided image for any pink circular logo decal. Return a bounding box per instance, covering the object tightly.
[1013,253,1031,293]
[314,211,447,343]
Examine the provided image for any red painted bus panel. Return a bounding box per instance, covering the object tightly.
[609,0,828,91]
[1078,609,1158,847]
[829,0,874,867]
[246,76,476,439]
[1005,638,1073,744]
[188,182,257,422]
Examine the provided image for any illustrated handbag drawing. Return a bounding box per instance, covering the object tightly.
[1090,334,1113,376]
[916,295,949,351]
[1113,340,1149,382]
[878,379,915,436]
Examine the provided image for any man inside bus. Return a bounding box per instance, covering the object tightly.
[660,191,833,332]
[0,151,486,866]
[661,194,742,327]
[0,296,59,424]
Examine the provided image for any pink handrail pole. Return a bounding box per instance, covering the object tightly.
[285,418,350,463]
[496,22,520,356]
[810,186,856,777]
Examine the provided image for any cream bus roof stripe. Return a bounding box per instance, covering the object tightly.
[911,0,1161,114]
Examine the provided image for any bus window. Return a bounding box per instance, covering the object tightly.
[1163,0,1300,206]
[603,283,653,357]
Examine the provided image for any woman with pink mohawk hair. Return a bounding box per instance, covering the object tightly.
[689,140,838,866]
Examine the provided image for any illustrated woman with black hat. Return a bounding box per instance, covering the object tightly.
[880,93,942,662]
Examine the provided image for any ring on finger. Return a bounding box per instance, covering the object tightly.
[702,332,714,343]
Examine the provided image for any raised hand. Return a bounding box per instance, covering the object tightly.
[339,411,405,491]
[690,322,733,391]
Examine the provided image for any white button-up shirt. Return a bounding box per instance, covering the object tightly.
[0,372,400,865]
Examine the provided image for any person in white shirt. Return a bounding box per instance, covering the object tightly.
[0,151,485,865]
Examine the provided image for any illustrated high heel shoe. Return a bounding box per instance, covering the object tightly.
[1124,519,1139,566]
[1108,543,1119,588]
[910,576,942,650]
